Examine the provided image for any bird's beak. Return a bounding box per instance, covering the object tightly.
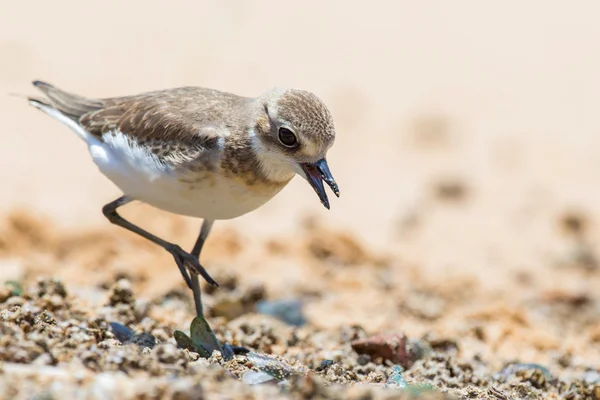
[300,158,340,209]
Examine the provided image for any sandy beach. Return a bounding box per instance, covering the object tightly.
[1,1,599,398]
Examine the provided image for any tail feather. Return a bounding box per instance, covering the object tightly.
[32,80,104,121]
[28,83,99,144]
[28,96,51,109]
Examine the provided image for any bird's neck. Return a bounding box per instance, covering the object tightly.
[249,135,296,184]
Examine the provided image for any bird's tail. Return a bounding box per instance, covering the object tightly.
[27,80,103,143]
[30,80,104,120]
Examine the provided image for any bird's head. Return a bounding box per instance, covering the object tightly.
[252,88,339,209]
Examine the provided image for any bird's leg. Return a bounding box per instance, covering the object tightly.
[102,196,218,288]
[189,219,215,317]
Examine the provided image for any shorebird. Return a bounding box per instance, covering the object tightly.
[28,81,339,320]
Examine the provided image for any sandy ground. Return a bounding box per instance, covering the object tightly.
[1,1,600,399]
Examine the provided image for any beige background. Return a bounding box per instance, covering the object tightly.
[2,0,600,291]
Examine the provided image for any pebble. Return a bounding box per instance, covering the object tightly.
[351,333,416,368]
[256,299,306,326]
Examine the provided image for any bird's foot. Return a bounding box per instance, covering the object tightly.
[166,244,219,287]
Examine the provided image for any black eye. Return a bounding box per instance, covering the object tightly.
[278,127,298,147]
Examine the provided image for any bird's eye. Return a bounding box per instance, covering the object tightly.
[278,127,298,147]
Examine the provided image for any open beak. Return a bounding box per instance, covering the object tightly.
[300,158,340,209]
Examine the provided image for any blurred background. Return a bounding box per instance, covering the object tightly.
[1,0,600,372]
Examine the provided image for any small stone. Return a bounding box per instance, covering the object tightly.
[315,360,334,372]
[36,279,67,298]
[385,365,408,388]
[497,362,552,386]
[256,299,306,327]
[35,310,56,325]
[129,332,156,349]
[109,322,135,343]
[356,354,371,366]
[351,333,416,368]
[247,352,294,381]
[154,343,180,364]
[108,279,135,306]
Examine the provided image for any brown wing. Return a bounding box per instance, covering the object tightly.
[32,81,244,162]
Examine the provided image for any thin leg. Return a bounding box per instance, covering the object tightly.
[189,219,215,317]
[102,196,218,287]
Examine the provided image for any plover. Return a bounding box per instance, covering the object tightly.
[27,81,339,319]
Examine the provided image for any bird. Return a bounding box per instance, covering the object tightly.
[27,80,339,321]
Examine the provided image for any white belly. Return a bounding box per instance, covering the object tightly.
[88,132,286,220]
[122,172,281,220]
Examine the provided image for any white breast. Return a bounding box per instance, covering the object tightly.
[88,131,287,220]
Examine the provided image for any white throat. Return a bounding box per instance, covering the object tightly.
[248,129,296,183]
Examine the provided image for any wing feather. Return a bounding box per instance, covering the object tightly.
[31,81,247,166]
